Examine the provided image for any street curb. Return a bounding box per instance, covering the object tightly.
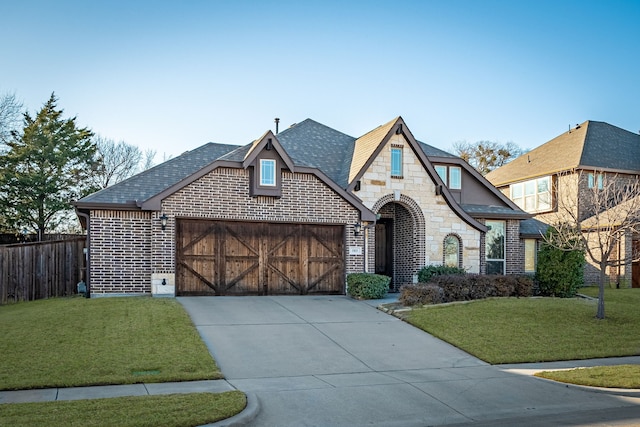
[206,392,260,427]
[532,375,640,397]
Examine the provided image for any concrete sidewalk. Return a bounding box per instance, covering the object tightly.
[0,379,236,404]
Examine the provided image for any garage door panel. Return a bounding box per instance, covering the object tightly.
[176,220,345,296]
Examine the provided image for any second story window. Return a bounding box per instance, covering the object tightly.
[588,173,603,189]
[435,165,461,190]
[449,166,461,189]
[391,147,403,178]
[510,176,551,213]
[260,159,276,186]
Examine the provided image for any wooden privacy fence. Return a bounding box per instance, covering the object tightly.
[0,237,86,304]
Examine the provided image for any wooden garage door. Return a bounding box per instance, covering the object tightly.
[176,219,345,296]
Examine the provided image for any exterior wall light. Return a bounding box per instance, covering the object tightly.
[354,222,362,236]
[160,213,168,230]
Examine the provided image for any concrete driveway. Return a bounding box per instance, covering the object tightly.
[179,296,640,426]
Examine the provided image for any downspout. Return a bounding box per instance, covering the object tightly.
[364,227,369,273]
[362,219,378,273]
[75,209,91,298]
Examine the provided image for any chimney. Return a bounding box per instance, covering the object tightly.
[274,117,280,134]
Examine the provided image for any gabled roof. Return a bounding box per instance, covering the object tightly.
[487,121,640,187]
[76,142,240,206]
[242,130,295,172]
[349,117,399,184]
[76,118,521,231]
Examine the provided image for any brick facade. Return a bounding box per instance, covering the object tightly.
[90,210,152,295]
[87,127,529,296]
[89,167,364,296]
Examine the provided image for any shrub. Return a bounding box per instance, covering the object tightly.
[513,275,534,297]
[346,273,390,299]
[399,274,534,306]
[417,265,466,283]
[399,284,444,306]
[536,229,585,298]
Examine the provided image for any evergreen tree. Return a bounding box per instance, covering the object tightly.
[0,93,97,239]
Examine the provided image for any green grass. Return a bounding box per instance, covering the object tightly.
[404,287,640,364]
[0,297,222,390]
[536,365,640,389]
[0,391,246,427]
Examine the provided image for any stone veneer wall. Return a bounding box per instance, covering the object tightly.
[89,210,152,295]
[357,134,481,280]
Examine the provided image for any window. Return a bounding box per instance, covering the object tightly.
[449,166,461,189]
[485,220,505,275]
[434,165,461,189]
[391,147,403,177]
[444,235,461,267]
[510,176,551,213]
[260,159,276,186]
[524,239,537,273]
[588,173,603,189]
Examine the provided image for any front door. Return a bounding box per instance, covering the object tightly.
[375,219,393,285]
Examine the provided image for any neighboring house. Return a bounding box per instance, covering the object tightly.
[75,117,533,297]
[486,120,640,288]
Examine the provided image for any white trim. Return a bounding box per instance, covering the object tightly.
[260,159,276,186]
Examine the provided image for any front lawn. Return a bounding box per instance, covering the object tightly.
[404,287,640,364]
[536,364,640,389]
[0,297,246,426]
[0,391,246,427]
[0,297,222,390]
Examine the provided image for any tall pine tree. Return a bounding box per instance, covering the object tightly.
[0,93,97,239]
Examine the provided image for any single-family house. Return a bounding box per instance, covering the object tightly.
[75,117,535,297]
[486,120,640,288]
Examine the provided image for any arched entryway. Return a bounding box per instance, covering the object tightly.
[372,195,425,291]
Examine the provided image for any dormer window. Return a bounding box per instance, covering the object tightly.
[391,147,403,178]
[260,159,276,186]
[435,165,461,190]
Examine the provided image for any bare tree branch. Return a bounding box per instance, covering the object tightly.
[0,92,24,149]
[451,140,525,175]
[542,170,640,318]
[92,135,143,189]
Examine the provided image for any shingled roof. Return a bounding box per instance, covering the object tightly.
[486,121,640,187]
[77,143,240,206]
[76,119,462,207]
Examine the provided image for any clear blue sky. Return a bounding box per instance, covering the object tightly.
[1,0,639,158]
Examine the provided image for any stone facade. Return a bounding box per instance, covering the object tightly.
[357,134,481,287]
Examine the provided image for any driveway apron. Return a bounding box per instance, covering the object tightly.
[179,296,640,427]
